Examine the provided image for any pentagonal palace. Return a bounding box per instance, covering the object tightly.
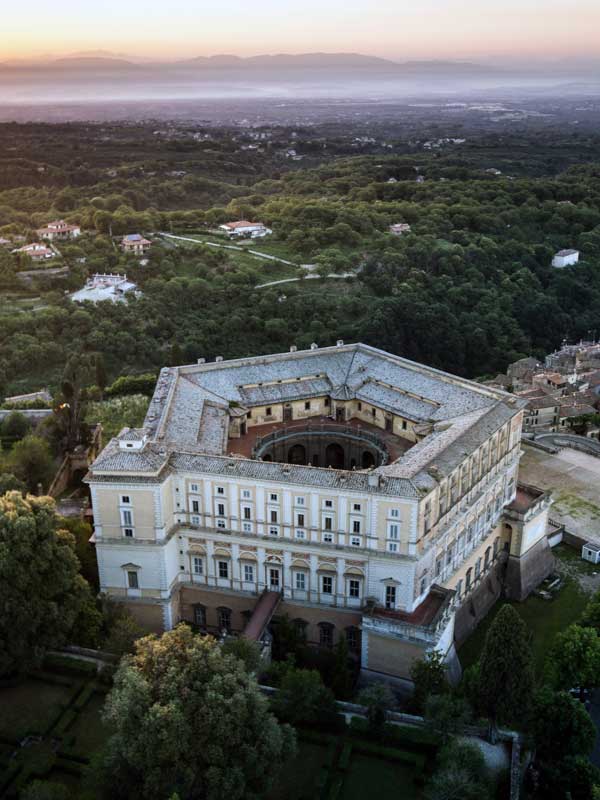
[87,342,552,680]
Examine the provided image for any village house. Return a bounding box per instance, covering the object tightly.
[121,234,152,255]
[13,243,54,261]
[389,223,412,236]
[552,249,580,268]
[219,221,272,239]
[36,220,81,241]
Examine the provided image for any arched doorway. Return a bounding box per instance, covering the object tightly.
[361,451,375,468]
[288,443,307,464]
[326,443,345,469]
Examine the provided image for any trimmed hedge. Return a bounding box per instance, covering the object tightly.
[348,716,439,755]
[105,373,158,398]
[339,742,352,771]
[55,710,78,736]
[43,654,98,677]
[30,670,75,687]
[351,740,426,772]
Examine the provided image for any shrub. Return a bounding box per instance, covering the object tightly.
[43,653,97,677]
[105,373,158,398]
[272,667,337,726]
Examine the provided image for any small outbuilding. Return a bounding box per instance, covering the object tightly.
[582,542,600,565]
[552,249,580,268]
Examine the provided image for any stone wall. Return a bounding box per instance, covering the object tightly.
[504,537,555,602]
[454,560,506,647]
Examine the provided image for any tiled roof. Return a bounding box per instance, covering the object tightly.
[89,343,522,494]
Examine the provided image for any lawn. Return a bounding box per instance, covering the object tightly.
[267,741,333,800]
[67,692,112,755]
[343,755,421,800]
[0,679,75,740]
[458,576,590,674]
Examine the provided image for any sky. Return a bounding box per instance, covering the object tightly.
[2,0,599,63]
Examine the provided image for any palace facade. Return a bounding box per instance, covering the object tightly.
[87,343,552,680]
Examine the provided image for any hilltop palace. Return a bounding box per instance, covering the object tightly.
[87,343,553,681]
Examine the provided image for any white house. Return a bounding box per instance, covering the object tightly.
[36,220,81,241]
[389,223,412,236]
[71,273,140,304]
[13,243,55,261]
[219,221,272,239]
[552,249,580,268]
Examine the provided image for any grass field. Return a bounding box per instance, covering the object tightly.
[458,575,590,674]
[343,755,420,800]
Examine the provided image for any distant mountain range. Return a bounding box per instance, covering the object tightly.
[0,51,504,74]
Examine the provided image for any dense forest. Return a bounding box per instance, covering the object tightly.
[2,117,600,397]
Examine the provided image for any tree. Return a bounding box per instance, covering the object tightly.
[532,688,596,762]
[97,625,295,800]
[8,435,55,492]
[424,694,470,742]
[410,650,449,713]
[425,740,492,800]
[0,493,92,677]
[357,683,394,735]
[0,410,31,444]
[330,635,353,699]
[580,591,600,632]
[272,667,336,726]
[0,472,25,496]
[21,780,71,800]
[221,637,262,674]
[478,605,535,730]
[547,624,600,698]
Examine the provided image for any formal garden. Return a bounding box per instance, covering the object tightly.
[0,656,113,798]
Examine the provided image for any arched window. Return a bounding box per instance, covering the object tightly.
[217,606,232,633]
[318,622,334,648]
[192,604,206,629]
[345,626,361,652]
[293,618,308,642]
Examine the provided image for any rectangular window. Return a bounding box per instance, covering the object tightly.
[322,575,333,594]
[217,503,225,517]
[191,515,200,526]
[435,558,442,577]
[351,536,361,547]
[352,520,361,534]
[390,508,399,518]
[217,519,226,529]
[266,407,272,417]
[270,493,278,502]
[387,542,398,553]
[190,483,199,493]
[218,607,231,632]
[357,401,362,411]
[269,527,279,536]
[270,509,278,524]
[127,571,139,589]
[324,397,330,407]
[324,499,333,508]
[122,509,133,527]
[193,605,206,627]
[242,522,252,532]
[244,564,254,582]
[323,532,333,543]
[124,528,134,538]
[349,579,360,598]
[296,496,305,506]
[193,557,203,575]
[385,585,396,609]
[295,529,306,539]
[304,401,311,410]
[217,486,225,495]
[295,572,306,591]
[242,489,251,499]
[324,516,333,531]
[243,506,251,520]
[218,561,229,579]
[297,513,305,527]
[121,495,130,505]
[191,500,200,513]
[353,503,361,512]
[388,523,399,540]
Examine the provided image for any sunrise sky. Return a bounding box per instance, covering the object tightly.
[2,0,599,63]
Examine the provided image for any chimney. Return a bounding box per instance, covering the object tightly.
[310,342,318,350]
[368,473,380,489]
[197,357,206,364]
[215,356,223,363]
[290,345,297,352]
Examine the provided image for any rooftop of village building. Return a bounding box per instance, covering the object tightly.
[89,343,525,492]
